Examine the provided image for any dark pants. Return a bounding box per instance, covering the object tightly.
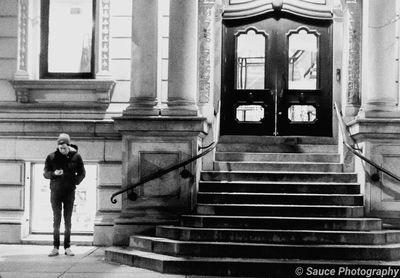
[50,189,75,249]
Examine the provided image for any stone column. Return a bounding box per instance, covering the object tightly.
[162,0,199,116]
[358,0,399,117]
[123,0,159,116]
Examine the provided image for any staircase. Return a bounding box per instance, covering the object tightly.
[105,137,400,277]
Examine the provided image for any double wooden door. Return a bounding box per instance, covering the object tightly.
[221,13,332,136]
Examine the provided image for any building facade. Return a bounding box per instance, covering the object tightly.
[1,0,400,248]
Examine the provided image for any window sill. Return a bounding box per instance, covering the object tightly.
[10,79,116,105]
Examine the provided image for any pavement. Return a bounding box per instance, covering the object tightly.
[0,244,195,278]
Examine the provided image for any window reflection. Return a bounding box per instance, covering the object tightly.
[236,29,266,89]
[236,105,265,122]
[288,105,317,122]
[48,0,93,73]
[288,29,318,90]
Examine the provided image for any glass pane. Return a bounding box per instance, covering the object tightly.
[48,0,93,73]
[236,30,266,89]
[288,29,318,90]
[236,105,264,122]
[288,105,317,122]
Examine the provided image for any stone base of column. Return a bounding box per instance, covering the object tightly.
[357,109,400,119]
[357,102,400,118]
[348,118,400,227]
[161,101,199,116]
[112,115,208,245]
[123,98,160,116]
[161,107,198,116]
[123,107,161,116]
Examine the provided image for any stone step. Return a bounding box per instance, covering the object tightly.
[156,226,400,245]
[216,143,338,153]
[196,204,364,217]
[198,181,361,194]
[213,161,344,172]
[197,193,363,206]
[130,236,400,261]
[218,135,336,145]
[215,152,340,163]
[180,215,382,231]
[201,171,357,183]
[105,247,400,277]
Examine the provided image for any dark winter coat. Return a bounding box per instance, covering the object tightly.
[43,146,86,191]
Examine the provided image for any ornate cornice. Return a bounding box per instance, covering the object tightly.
[223,0,333,20]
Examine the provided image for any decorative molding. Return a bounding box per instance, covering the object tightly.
[345,0,361,105]
[199,0,215,104]
[285,25,321,38]
[96,0,112,79]
[223,0,333,20]
[14,0,31,79]
[10,79,115,104]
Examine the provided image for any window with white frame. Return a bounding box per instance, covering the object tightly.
[40,0,95,79]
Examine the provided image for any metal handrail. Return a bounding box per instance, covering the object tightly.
[110,142,217,204]
[334,102,400,182]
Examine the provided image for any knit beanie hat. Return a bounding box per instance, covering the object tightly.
[57,133,71,145]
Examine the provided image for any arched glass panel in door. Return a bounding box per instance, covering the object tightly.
[288,29,319,90]
[236,29,266,90]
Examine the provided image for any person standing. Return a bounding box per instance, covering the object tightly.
[44,133,86,256]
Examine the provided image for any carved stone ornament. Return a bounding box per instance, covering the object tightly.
[95,0,111,79]
[345,0,361,105]
[18,0,29,72]
[199,0,215,103]
[224,0,333,20]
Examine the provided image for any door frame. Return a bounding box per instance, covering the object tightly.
[216,2,342,142]
[28,161,97,235]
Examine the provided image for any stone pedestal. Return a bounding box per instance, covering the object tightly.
[112,116,208,245]
[349,118,400,227]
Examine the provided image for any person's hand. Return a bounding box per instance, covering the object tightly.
[54,169,63,176]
